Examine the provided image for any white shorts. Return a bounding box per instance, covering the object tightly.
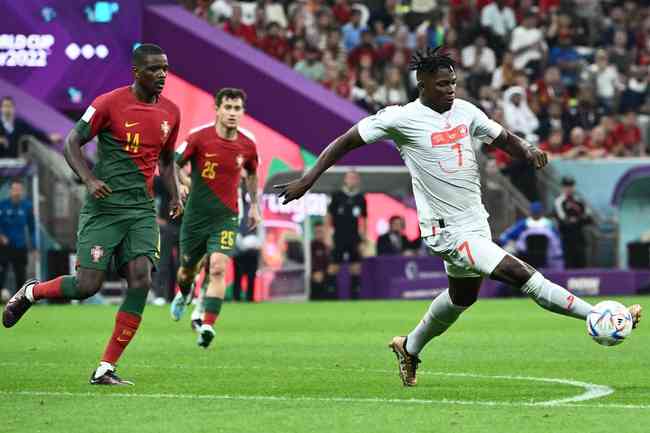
[423,213,507,279]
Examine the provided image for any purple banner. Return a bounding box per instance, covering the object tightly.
[347,256,650,300]
[0,0,142,110]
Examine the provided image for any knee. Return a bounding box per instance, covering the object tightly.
[130,269,152,290]
[209,256,227,279]
[77,274,103,299]
[491,255,536,287]
[448,288,478,307]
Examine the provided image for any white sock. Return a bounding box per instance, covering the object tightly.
[94,361,115,378]
[406,289,467,355]
[25,283,35,303]
[520,272,592,320]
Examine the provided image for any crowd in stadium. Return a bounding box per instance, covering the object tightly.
[181,0,650,162]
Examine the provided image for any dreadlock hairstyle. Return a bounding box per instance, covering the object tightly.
[408,46,455,74]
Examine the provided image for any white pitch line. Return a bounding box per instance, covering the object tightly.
[1,390,647,410]
[0,362,618,408]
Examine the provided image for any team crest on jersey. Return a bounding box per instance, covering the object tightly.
[161,120,171,141]
[90,245,104,263]
[236,154,244,168]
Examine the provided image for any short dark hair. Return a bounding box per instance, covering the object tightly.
[389,215,404,224]
[409,46,455,74]
[215,88,247,107]
[314,221,324,228]
[10,178,23,186]
[132,43,165,66]
[1,95,15,105]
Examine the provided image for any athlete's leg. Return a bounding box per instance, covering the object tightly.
[405,276,480,356]
[491,255,593,319]
[197,252,228,348]
[91,256,152,386]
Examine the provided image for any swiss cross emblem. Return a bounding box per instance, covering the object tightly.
[236,154,244,168]
[161,120,171,141]
[90,245,104,263]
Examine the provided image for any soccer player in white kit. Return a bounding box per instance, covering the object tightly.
[275,48,642,387]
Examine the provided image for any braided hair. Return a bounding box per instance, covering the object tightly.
[408,46,455,75]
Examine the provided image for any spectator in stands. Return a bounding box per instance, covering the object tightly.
[342,9,365,51]
[0,179,35,295]
[584,49,624,113]
[480,0,516,56]
[581,125,611,158]
[565,126,588,156]
[609,29,636,75]
[491,51,517,91]
[377,215,415,256]
[510,12,546,77]
[529,66,566,109]
[539,127,576,159]
[620,65,649,113]
[224,4,257,44]
[462,35,496,96]
[614,111,644,156]
[348,30,379,70]
[294,44,325,81]
[310,221,333,300]
[351,73,380,112]
[332,0,352,25]
[549,28,582,86]
[498,201,563,269]
[259,21,290,61]
[0,96,59,159]
[374,65,408,107]
[554,176,592,268]
[537,100,567,142]
[503,86,539,143]
[565,85,601,131]
[326,170,367,300]
[263,0,288,29]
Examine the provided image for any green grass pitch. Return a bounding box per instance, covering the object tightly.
[1,296,649,433]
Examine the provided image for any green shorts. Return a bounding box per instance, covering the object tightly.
[179,218,238,270]
[76,206,160,272]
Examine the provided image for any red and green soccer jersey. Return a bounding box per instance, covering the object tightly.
[74,86,181,211]
[176,124,259,224]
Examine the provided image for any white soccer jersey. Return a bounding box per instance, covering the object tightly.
[357,98,503,237]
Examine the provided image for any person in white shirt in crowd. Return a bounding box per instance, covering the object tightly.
[461,35,496,95]
[480,0,516,55]
[275,47,643,388]
[503,86,539,143]
[510,12,547,77]
[584,49,625,113]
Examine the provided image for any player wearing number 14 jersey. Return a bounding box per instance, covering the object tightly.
[275,47,642,387]
[172,88,260,348]
[2,44,183,385]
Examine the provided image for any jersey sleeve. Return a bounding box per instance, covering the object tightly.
[244,141,259,174]
[468,103,503,145]
[165,109,181,152]
[74,95,111,141]
[175,134,196,165]
[357,106,402,144]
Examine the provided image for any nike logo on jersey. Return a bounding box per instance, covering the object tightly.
[205,153,217,157]
[124,122,139,128]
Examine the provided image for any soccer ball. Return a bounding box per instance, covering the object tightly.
[586,301,633,346]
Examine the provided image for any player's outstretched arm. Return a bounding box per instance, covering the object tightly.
[160,148,183,219]
[63,129,112,199]
[491,129,548,169]
[274,126,366,204]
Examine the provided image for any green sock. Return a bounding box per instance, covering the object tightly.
[202,297,223,326]
[61,276,81,298]
[119,287,149,316]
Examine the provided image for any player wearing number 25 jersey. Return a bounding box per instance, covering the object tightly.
[171,88,260,349]
[275,47,642,388]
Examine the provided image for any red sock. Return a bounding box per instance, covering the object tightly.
[203,312,218,326]
[101,311,142,364]
[33,277,64,300]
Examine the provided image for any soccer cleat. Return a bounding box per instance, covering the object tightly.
[170,291,193,321]
[197,324,215,348]
[628,304,642,329]
[191,318,203,332]
[388,336,421,387]
[2,279,38,328]
[89,368,134,386]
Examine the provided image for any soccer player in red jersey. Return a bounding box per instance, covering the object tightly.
[171,88,260,348]
[2,44,183,385]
